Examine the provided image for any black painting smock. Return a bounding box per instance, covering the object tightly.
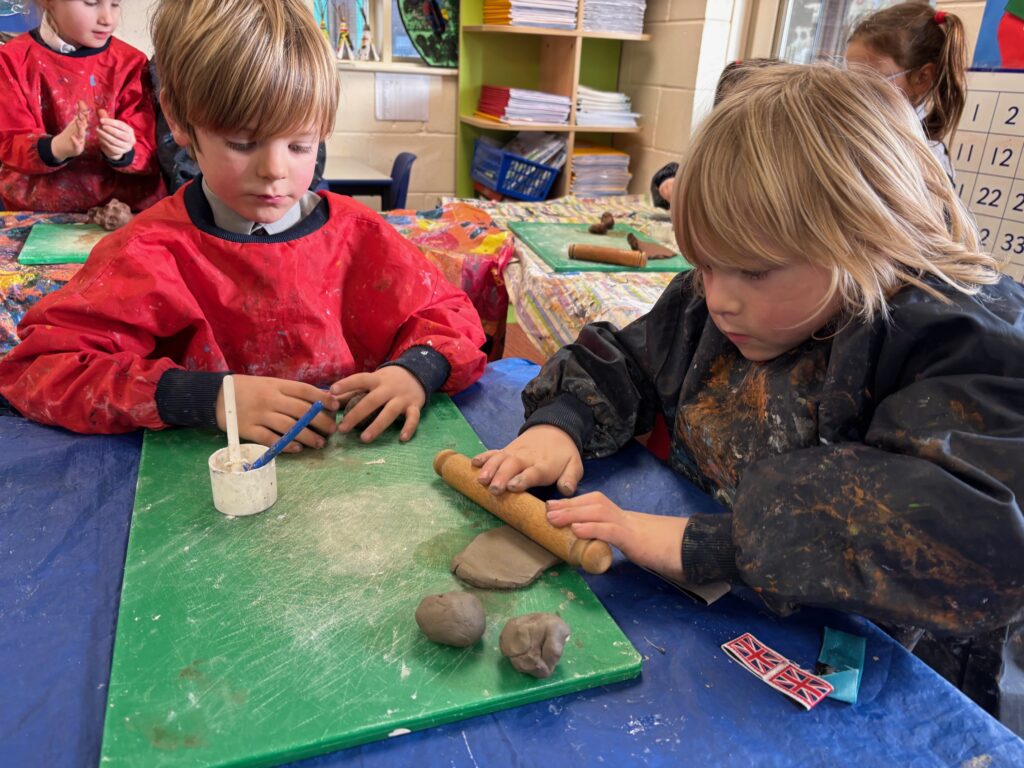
[521,271,1024,717]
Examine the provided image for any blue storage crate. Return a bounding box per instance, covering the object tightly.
[470,138,559,202]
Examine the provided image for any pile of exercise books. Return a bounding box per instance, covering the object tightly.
[576,85,640,128]
[477,85,572,125]
[503,132,568,169]
[582,0,646,35]
[570,143,632,196]
[483,0,579,29]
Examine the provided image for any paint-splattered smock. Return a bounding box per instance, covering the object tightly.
[0,30,166,212]
[521,271,1024,637]
[0,181,487,433]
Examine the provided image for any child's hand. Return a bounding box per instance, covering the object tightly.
[330,366,426,443]
[51,100,89,162]
[472,425,583,496]
[96,109,136,161]
[658,177,675,204]
[216,375,339,452]
[547,492,689,582]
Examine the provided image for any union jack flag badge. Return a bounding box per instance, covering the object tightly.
[721,632,787,679]
[765,662,834,710]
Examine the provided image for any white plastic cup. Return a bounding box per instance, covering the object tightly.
[208,444,277,516]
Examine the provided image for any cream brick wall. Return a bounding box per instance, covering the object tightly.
[116,2,457,212]
[327,72,457,212]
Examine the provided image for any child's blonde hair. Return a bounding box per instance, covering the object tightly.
[671,63,999,324]
[151,0,338,145]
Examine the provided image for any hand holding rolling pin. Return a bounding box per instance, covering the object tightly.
[468,425,690,583]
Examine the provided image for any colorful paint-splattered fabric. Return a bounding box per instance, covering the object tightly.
[446,195,682,357]
[384,202,515,357]
[0,211,86,354]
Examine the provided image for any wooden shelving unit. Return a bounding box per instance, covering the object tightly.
[456,2,649,199]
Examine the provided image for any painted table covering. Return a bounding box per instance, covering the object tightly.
[2,359,1023,768]
[446,195,681,357]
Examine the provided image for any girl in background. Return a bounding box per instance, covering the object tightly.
[846,2,968,182]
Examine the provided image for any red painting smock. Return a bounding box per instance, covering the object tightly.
[0,184,487,433]
[0,31,166,212]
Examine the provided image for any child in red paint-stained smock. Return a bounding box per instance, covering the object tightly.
[0,0,166,211]
[0,0,487,453]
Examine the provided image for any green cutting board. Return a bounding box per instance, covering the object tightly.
[100,396,641,767]
[17,221,108,264]
[508,221,690,273]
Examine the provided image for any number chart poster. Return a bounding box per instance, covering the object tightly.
[952,70,1024,281]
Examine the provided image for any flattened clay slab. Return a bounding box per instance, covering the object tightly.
[451,525,560,589]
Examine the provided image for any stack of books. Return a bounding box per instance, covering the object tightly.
[477,85,572,125]
[503,132,568,169]
[576,86,640,128]
[482,0,579,29]
[571,143,632,197]
[582,0,646,35]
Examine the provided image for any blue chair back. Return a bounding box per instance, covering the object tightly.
[384,152,416,210]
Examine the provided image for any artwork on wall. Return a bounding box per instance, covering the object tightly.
[972,0,1024,70]
[396,0,458,68]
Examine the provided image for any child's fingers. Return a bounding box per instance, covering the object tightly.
[330,373,374,397]
[569,521,621,548]
[505,465,554,493]
[555,457,584,496]
[471,450,498,467]
[338,390,386,433]
[359,399,405,443]
[399,405,420,442]
[262,412,326,449]
[487,455,532,494]
[475,452,514,488]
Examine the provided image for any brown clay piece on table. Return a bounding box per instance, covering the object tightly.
[499,612,571,678]
[415,591,486,647]
[451,525,560,589]
[86,198,133,231]
[588,211,615,235]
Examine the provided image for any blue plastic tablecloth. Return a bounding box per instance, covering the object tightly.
[2,359,1023,767]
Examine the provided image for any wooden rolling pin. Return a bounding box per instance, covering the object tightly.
[568,243,647,268]
[433,449,613,574]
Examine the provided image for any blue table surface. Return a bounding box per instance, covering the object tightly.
[2,358,1023,767]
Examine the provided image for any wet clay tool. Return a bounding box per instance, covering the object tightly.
[433,450,613,574]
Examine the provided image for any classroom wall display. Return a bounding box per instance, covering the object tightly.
[952,70,1024,281]
[971,0,1024,70]
[0,2,37,34]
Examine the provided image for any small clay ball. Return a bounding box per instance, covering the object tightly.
[499,612,570,679]
[415,591,486,648]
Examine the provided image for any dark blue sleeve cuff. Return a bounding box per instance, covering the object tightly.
[521,392,595,455]
[682,513,741,583]
[37,136,68,167]
[155,369,229,428]
[105,147,135,168]
[381,345,451,398]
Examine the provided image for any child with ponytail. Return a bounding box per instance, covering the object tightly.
[846,2,969,182]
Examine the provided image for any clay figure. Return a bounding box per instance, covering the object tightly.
[499,612,570,678]
[415,591,486,647]
[588,211,615,234]
[86,198,133,231]
[451,525,559,589]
